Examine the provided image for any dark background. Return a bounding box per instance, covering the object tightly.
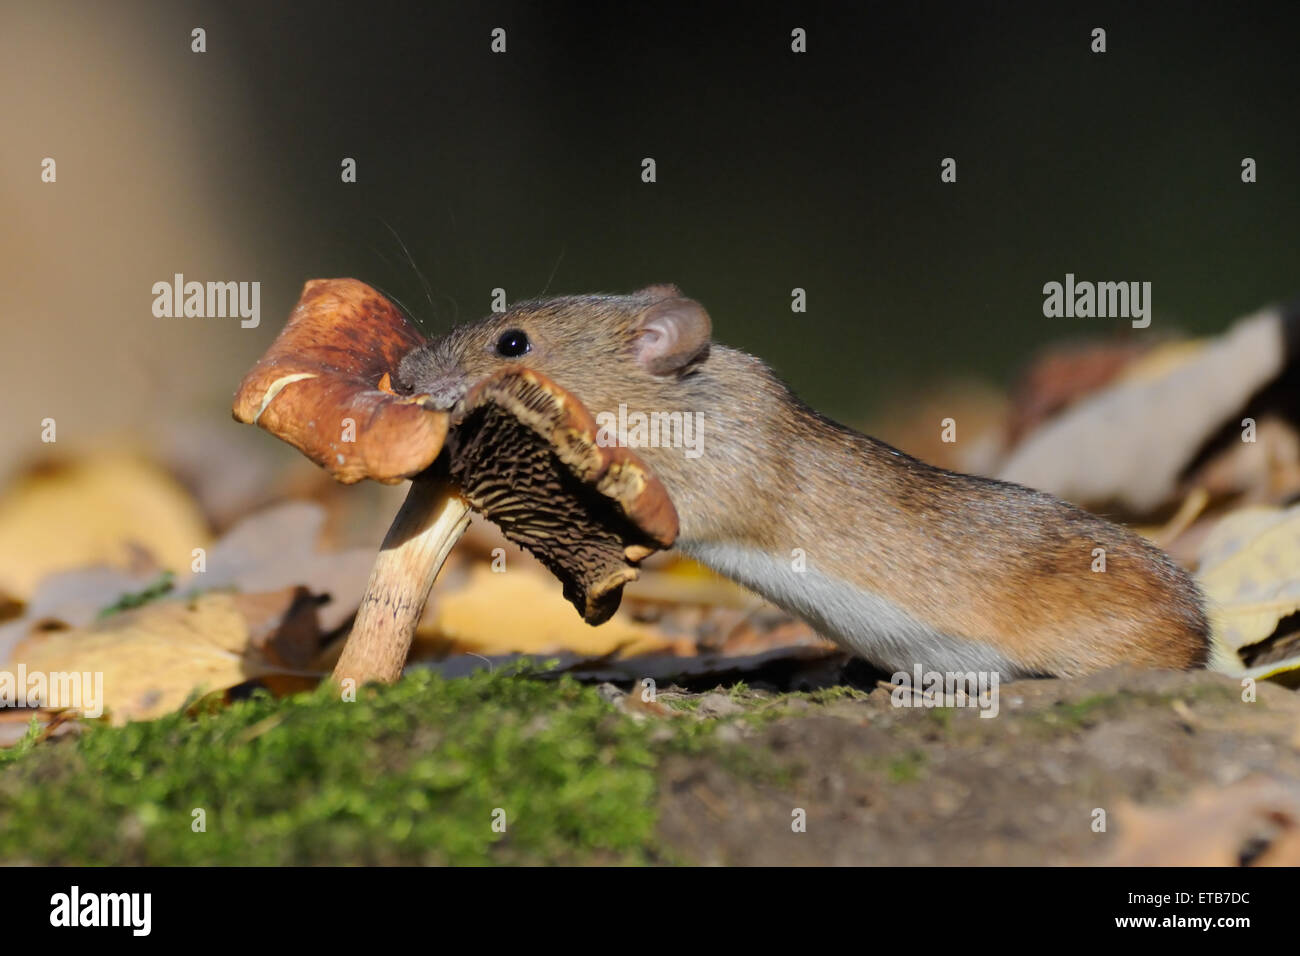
[3,0,1297,461]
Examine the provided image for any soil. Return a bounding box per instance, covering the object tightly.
[649,669,1300,865]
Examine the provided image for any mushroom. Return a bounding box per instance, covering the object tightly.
[233,279,678,686]
[231,278,448,486]
[233,279,466,685]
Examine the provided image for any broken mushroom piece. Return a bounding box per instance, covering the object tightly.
[448,366,680,625]
[233,278,468,685]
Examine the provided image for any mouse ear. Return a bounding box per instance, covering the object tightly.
[638,283,682,300]
[633,296,711,375]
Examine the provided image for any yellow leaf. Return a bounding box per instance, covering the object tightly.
[10,593,275,724]
[424,566,675,658]
[624,558,759,608]
[0,454,210,600]
[1197,504,1300,678]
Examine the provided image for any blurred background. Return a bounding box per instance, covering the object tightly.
[1,0,1297,541]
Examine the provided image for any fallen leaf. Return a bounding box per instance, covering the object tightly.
[998,307,1288,513]
[0,500,376,670]
[410,560,839,686]
[623,558,763,610]
[175,501,376,632]
[0,453,211,601]
[234,587,326,671]
[153,418,292,530]
[1187,415,1300,504]
[1104,778,1300,866]
[1197,503,1300,679]
[9,592,308,724]
[422,565,675,658]
[1137,487,1209,551]
[0,566,161,667]
[1006,338,1158,445]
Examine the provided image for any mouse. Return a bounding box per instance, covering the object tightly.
[396,284,1210,679]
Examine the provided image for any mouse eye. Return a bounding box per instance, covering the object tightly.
[495,329,531,358]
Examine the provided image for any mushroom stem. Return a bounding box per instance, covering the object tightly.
[332,476,470,685]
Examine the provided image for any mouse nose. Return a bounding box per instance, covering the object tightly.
[418,377,469,411]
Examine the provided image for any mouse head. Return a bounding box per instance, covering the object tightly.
[396,284,712,412]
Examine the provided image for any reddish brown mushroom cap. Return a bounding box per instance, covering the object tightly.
[232,278,447,484]
[448,366,680,624]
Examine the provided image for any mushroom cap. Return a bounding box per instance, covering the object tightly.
[232,278,448,484]
[449,366,680,625]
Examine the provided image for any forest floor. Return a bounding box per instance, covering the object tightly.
[3,665,1297,865]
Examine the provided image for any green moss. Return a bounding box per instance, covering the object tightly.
[852,747,929,784]
[0,669,669,865]
[0,717,41,769]
[719,684,874,728]
[802,685,872,705]
[1168,681,1239,705]
[886,749,927,783]
[0,671,887,864]
[1026,686,1240,736]
[1048,693,1122,728]
[96,570,176,619]
[663,695,701,713]
[925,707,953,732]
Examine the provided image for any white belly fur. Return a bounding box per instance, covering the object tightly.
[681,540,1020,676]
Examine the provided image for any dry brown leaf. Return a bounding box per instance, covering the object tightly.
[181,501,376,632]
[9,592,307,724]
[1136,487,1210,550]
[1188,415,1300,504]
[0,453,211,601]
[998,307,1286,513]
[0,500,375,670]
[1006,338,1159,445]
[1104,778,1300,866]
[0,706,82,747]
[420,565,677,658]
[0,566,158,668]
[1197,503,1300,679]
[154,418,293,531]
[412,554,839,683]
[233,587,325,671]
[0,594,22,625]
